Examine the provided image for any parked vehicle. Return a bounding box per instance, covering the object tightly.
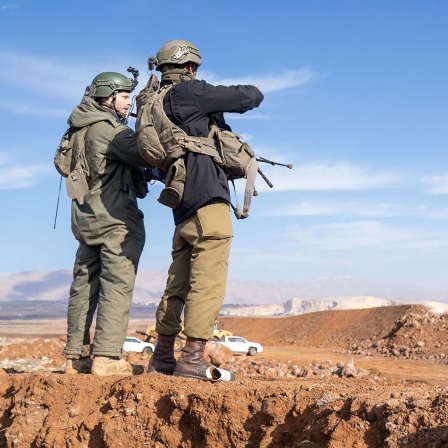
[136,325,186,352]
[217,336,263,356]
[211,320,233,340]
[123,337,155,355]
[136,320,232,351]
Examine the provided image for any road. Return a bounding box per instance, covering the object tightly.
[255,345,448,386]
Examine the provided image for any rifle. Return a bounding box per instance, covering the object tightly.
[144,157,293,191]
[145,168,166,184]
[255,156,293,190]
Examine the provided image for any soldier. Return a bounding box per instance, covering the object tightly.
[146,40,264,380]
[62,72,151,375]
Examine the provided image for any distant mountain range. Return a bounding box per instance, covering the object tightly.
[221,296,448,316]
[1,270,448,307]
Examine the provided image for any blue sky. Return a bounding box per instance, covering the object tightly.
[1,0,447,289]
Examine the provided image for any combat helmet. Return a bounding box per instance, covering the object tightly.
[156,40,201,72]
[86,72,135,98]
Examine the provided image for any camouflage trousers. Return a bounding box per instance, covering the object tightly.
[155,202,233,340]
[63,227,144,358]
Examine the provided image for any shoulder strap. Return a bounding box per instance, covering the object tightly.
[136,78,221,171]
[71,126,90,175]
[229,158,259,219]
[156,85,219,159]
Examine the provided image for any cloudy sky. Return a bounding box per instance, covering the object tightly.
[0,0,447,289]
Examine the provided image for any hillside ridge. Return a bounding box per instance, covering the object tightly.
[2,304,448,447]
[2,270,448,305]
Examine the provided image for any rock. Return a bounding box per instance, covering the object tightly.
[0,370,11,395]
[204,341,234,366]
[341,358,357,378]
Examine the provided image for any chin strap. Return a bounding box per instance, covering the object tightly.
[99,100,127,123]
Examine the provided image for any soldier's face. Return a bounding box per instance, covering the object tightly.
[114,91,132,116]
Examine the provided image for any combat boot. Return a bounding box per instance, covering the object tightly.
[91,356,132,376]
[65,356,92,374]
[147,334,177,375]
[174,337,236,381]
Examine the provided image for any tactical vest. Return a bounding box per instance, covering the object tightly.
[135,75,259,218]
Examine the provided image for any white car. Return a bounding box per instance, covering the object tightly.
[218,336,263,356]
[123,337,155,355]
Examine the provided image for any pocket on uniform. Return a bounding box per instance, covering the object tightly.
[197,203,233,239]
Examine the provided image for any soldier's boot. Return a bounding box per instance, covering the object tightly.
[91,356,132,376]
[174,337,236,382]
[147,334,177,375]
[65,356,92,374]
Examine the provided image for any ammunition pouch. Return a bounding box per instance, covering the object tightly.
[131,167,149,199]
[157,158,186,209]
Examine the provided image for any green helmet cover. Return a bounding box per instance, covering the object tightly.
[156,40,201,71]
[87,72,134,98]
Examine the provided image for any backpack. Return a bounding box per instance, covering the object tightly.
[54,126,90,204]
[135,75,259,218]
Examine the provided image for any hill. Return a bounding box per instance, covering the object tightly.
[2,270,448,305]
[1,305,448,447]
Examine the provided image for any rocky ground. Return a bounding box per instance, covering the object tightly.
[1,304,448,447]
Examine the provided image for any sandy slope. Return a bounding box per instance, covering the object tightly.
[1,305,448,447]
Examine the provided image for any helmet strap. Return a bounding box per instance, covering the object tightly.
[98,96,127,123]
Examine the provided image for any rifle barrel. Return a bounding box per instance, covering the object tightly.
[256,157,293,169]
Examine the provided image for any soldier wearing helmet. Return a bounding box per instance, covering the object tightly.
[62,71,152,376]
[146,40,264,381]
[86,72,136,120]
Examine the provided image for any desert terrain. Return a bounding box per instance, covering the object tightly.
[1,304,448,447]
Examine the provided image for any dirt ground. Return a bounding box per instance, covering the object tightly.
[1,304,448,447]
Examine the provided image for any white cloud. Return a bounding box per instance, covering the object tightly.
[240,133,254,142]
[0,48,312,105]
[0,50,87,101]
[0,163,50,189]
[229,220,448,282]
[0,153,10,165]
[0,100,71,119]
[1,4,18,12]
[269,201,402,217]
[425,209,448,219]
[0,49,311,118]
[204,68,313,93]
[423,175,448,194]
[266,200,448,219]
[252,162,402,192]
[284,221,448,253]
[0,49,141,104]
